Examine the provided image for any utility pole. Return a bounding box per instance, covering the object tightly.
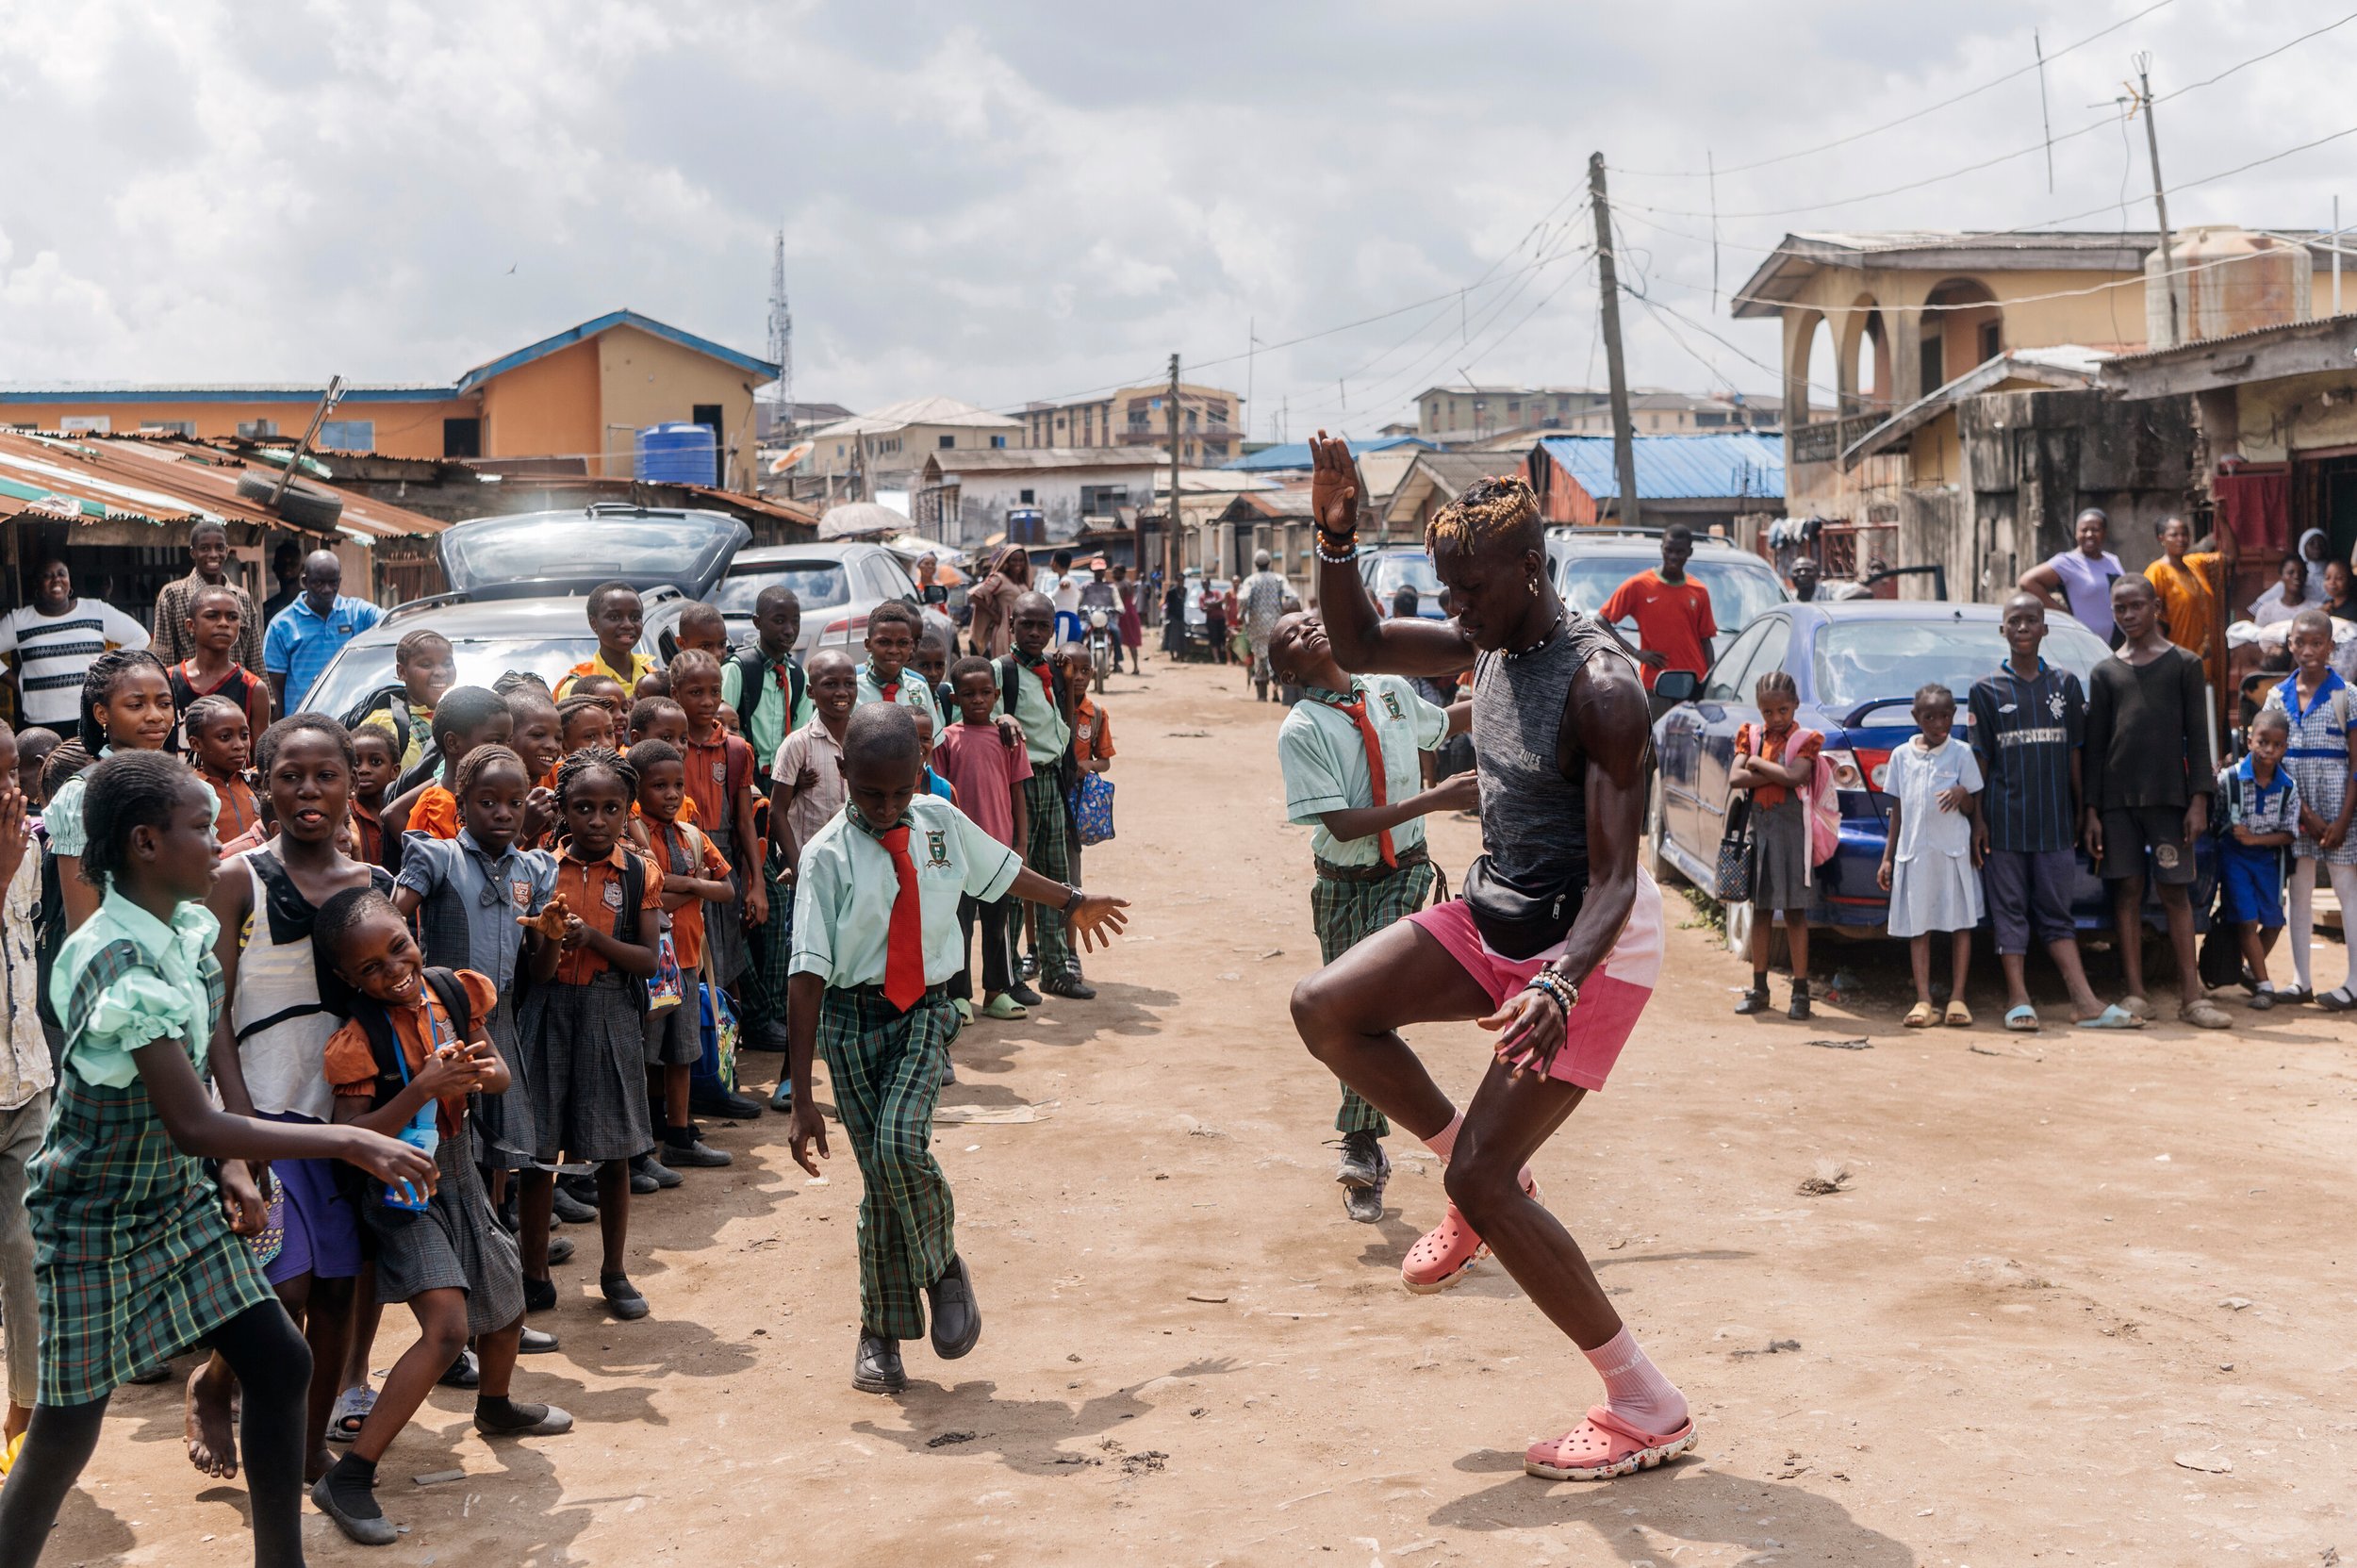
[1589,153,1642,529]
[1164,354,1182,587]
[2136,56,2178,347]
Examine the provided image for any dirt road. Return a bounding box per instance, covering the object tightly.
[34,657,2356,1567]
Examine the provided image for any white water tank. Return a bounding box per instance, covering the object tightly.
[2146,225,2311,347]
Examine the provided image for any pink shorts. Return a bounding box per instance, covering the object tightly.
[1406,868,1665,1092]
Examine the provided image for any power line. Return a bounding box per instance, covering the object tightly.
[1614,0,2177,178]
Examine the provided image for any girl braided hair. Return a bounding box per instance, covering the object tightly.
[552,744,637,819]
[77,750,194,887]
[454,742,526,800]
[74,648,170,753]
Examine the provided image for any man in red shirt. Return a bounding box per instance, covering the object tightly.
[1599,526,1716,716]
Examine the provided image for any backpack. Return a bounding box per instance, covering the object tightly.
[729,646,805,776]
[1738,722,1839,877]
[351,966,474,1112]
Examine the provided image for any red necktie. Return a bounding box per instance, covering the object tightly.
[1030,662,1055,706]
[881,678,900,701]
[1328,691,1396,867]
[880,825,926,1011]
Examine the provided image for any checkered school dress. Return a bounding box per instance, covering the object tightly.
[520,973,653,1165]
[363,1111,527,1337]
[30,940,273,1406]
[817,985,960,1341]
[1311,855,1438,1137]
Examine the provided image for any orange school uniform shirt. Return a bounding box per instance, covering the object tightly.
[644,818,731,970]
[323,967,500,1139]
[550,844,663,986]
[203,771,262,841]
[681,724,753,836]
[1073,698,1115,766]
[1598,569,1718,690]
[408,783,460,840]
[1735,721,1821,809]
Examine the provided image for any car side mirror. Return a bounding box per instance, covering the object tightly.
[1652,669,1699,703]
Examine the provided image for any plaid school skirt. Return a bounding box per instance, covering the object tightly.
[28,1067,274,1406]
[520,972,653,1164]
[362,1114,526,1338]
[470,1001,537,1173]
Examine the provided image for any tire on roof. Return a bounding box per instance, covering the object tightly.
[236,467,344,532]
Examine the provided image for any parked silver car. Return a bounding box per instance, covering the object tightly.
[706,542,928,656]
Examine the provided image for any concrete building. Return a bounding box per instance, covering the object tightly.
[1380,451,1523,540]
[0,310,778,490]
[911,446,1169,549]
[805,397,1024,501]
[1414,384,1777,443]
[1022,382,1242,468]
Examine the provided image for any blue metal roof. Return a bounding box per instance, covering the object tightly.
[1223,435,1434,471]
[455,309,778,393]
[0,385,457,404]
[1534,432,1783,502]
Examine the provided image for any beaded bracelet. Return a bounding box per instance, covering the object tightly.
[1313,536,1359,565]
[1524,969,1579,1015]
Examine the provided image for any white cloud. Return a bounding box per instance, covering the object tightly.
[0,0,2350,434]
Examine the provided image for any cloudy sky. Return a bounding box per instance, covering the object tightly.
[2,1,2349,437]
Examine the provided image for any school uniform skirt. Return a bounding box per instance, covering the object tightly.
[521,972,653,1164]
[362,1116,526,1338]
[703,824,750,989]
[1887,850,1985,938]
[470,1000,537,1173]
[1748,794,1811,916]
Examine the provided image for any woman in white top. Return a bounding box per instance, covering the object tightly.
[0,560,150,728]
[2249,553,2310,628]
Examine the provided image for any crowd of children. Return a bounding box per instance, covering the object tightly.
[1729,578,2357,1029]
[0,572,1134,1561]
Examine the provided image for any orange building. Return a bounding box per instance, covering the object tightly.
[0,309,777,490]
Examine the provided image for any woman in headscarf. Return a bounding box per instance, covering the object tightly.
[964,546,1030,662]
[2297,529,2334,602]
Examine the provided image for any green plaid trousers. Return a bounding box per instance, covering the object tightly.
[1019,772,1075,977]
[1312,857,1437,1137]
[742,860,796,1035]
[818,985,960,1341]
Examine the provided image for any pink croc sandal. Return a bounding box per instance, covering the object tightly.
[1399,1176,1541,1294]
[1524,1405,1697,1481]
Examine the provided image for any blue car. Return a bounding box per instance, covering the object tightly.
[1649,600,2213,939]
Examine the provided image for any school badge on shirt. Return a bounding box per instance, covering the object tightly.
[510,878,533,908]
[1379,688,1404,722]
[925,829,950,868]
[602,878,625,909]
[712,760,727,783]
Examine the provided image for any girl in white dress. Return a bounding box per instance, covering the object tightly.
[1879,684,1985,1027]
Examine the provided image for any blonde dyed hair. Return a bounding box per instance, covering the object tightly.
[1426,474,1541,555]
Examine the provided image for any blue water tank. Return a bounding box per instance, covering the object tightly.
[635,421,717,484]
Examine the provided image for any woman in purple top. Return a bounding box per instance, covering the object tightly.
[2019,507,2124,643]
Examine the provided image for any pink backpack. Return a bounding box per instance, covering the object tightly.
[1798,736,1839,880]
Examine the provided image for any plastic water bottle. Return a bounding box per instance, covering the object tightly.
[385,1106,438,1211]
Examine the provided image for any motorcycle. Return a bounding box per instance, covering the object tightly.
[1086,608,1116,688]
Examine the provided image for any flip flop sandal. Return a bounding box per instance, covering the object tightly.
[1943,1000,1973,1028]
[2072,1004,2144,1031]
[0,1430,22,1477]
[1400,1177,1541,1295]
[327,1385,374,1443]
[2003,1005,2041,1032]
[1903,1001,1938,1029]
[1524,1405,1698,1482]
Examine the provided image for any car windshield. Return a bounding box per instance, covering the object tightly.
[302,635,602,721]
[712,562,851,615]
[1368,553,1443,597]
[1562,556,1788,633]
[1812,617,2111,713]
[439,513,744,597]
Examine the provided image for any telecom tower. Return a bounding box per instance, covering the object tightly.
[766,230,793,440]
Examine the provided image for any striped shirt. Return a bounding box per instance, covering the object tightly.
[1968,660,2085,854]
[0,601,152,726]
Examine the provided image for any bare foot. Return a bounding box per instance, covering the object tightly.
[305,1443,335,1485]
[184,1363,239,1479]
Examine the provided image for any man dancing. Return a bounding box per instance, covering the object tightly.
[1290,436,1687,1483]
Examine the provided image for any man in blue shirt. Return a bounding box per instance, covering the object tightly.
[264,550,381,713]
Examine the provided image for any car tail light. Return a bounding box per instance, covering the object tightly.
[1851,746,1894,792]
[1821,748,1865,790]
[822,613,869,639]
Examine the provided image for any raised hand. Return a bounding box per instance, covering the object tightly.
[1310,430,1359,537]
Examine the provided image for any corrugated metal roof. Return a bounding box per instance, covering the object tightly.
[455,308,775,392]
[1223,435,1434,471]
[0,431,447,539]
[1533,432,1785,502]
[925,446,1170,473]
[811,397,1025,437]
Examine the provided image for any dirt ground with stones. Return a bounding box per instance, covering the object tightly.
[24,656,2357,1567]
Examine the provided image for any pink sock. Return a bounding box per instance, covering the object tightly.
[1416,1113,1535,1196]
[1584,1327,1689,1437]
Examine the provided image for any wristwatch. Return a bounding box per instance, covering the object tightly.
[1062,883,1085,914]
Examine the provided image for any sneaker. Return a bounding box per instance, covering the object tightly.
[1020,952,1040,982]
[981,993,1029,1021]
[1006,980,1045,1008]
[1043,969,1096,1000]
[1335,1131,1390,1225]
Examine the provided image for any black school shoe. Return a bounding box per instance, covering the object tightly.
[519,1326,561,1354]
[690,1082,764,1120]
[437,1347,480,1389]
[853,1330,907,1395]
[602,1274,651,1321]
[1788,979,1812,1022]
[927,1255,981,1360]
[1005,979,1044,1008]
[627,1156,665,1195]
[547,1235,576,1267]
[1733,984,1772,1015]
[522,1276,558,1314]
[312,1462,397,1547]
[662,1127,733,1167]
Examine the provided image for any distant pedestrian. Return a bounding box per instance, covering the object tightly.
[1047,549,1084,646]
[1160,578,1187,659]
[1968,595,2137,1031]
[2262,607,2357,1009]
[2142,514,2235,696]
[1113,564,1143,673]
[152,519,264,670]
[0,560,152,731]
[2018,507,2124,643]
[1877,684,1982,1028]
[1237,550,1291,701]
[262,550,381,714]
[2248,554,2309,628]
[964,547,1030,663]
[261,540,304,625]
[1599,525,1716,717]
[1730,669,1818,1020]
[1200,582,1231,665]
[1788,558,1823,602]
[2084,574,2230,1028]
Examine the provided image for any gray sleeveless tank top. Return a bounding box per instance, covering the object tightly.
[1471,613,1637,894]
